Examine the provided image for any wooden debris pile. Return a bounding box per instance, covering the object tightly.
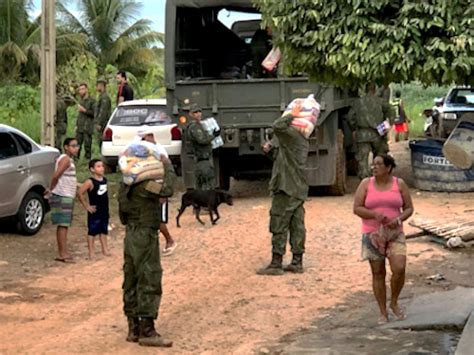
[409,217,474,248]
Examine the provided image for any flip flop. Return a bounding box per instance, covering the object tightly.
[162,243,178,256]
[390,307,406,321]
[377,316,389,325]
[54,257,75,264]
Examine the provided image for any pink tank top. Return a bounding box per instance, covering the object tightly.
[362,177,403,233]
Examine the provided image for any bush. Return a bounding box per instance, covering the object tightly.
[0,84,41,141]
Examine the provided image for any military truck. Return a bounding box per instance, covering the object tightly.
[165,0,356,194]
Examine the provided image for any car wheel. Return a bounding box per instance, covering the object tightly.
[17,191,45,235]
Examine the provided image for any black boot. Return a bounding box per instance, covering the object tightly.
[126,317,139,343]
[257,253,284,275]
[284,254,304,273]
[138,317,173,347]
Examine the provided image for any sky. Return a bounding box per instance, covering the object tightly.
[30,0,261,33]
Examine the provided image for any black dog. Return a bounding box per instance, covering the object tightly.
[176,189,233,228]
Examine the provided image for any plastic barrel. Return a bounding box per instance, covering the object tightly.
[409,139,474,192]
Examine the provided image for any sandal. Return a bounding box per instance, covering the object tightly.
[377,315,389,325]
[390,305,406,320]
[54,257,75,264]
[162,242,178,256]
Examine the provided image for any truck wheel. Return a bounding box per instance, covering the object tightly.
[327,130,347,196]
[104,162,117,174]
[16,191,45,236]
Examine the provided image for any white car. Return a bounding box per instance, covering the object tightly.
[101,99,182,173]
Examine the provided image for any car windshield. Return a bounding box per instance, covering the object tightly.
[447,89,474,105]
[110,105,172,126]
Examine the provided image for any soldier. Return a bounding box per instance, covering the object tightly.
[75,83,96,160]
[95,78,112,148]
[348,83,393,180]
[250,26,275,78]
[55,96,73,150]
[257,102,309,275]
[118,155,176,348]
[187,104,220,190]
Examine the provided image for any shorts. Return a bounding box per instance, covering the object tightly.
[394,122,409,133]
[88,216,109,236]
[361,229,406,261]
[50,194,74,227]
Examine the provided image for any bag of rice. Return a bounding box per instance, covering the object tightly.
[282,94,321,138]
[119,141,165,186]
[262,47,281,72]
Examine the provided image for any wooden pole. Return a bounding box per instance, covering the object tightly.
[40,0,56,146]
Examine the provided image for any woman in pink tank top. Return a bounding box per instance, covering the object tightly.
[353,154,414,325]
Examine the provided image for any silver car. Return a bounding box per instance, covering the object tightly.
[0,124,59,235]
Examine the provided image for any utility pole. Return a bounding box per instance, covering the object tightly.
[40,0,56,146]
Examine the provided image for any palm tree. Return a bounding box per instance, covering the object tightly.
[0,0,34,81]
[0,0,86,83]
[58,0,163,75]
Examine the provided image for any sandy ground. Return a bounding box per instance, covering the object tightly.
[0,141,473,354]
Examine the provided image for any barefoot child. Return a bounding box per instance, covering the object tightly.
[78,159,111,259]
[45,138,79,263]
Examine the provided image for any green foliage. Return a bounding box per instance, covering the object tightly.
[255,0,474,88]
[0,84,41,141]
[57,53,98,98]
[58,0,163,76]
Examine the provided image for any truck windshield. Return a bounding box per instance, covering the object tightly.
[110,106,172,126]
[175,6,276,81]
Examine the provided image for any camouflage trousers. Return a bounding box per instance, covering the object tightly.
[356,138,389,179]
[270,192,306,256]
[76,131,92,160]
[195,159,215,190]
[123,225,162,319]
[55,130,66,151]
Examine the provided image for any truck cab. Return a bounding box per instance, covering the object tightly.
[165,0,356,194]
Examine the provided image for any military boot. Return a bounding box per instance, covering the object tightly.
[138,317,173,347]
[126,317,139,343]
[256,253,284,276]
[283,254,304,273]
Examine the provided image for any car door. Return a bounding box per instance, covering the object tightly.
[0,132,29,217]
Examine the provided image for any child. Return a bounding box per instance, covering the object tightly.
[78,159,111,259]
[45,138,80,263]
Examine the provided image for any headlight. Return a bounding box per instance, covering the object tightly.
[441,113,457,120]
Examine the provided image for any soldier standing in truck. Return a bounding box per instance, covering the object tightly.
[187,104,220,190]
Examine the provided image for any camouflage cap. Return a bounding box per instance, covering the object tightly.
[189,103,202,113]
[96,77,108,85]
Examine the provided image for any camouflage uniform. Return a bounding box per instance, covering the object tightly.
[268,114,309,256]
[348,93,392,179]
[95,91,112,147]
[187,121,215,190]
[118,161,176,320]
[76,96,96,160]
[55,99,68,150]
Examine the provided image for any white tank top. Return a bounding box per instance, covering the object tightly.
[52,154,77,198]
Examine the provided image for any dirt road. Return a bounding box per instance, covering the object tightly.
[0,142,473,354]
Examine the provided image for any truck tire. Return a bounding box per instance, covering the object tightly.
[16,191,45,236]
[327,130,347,196]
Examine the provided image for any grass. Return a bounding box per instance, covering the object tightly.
[391,82,448,137]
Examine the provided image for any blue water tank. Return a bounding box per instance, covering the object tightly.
[409,139,474,192]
